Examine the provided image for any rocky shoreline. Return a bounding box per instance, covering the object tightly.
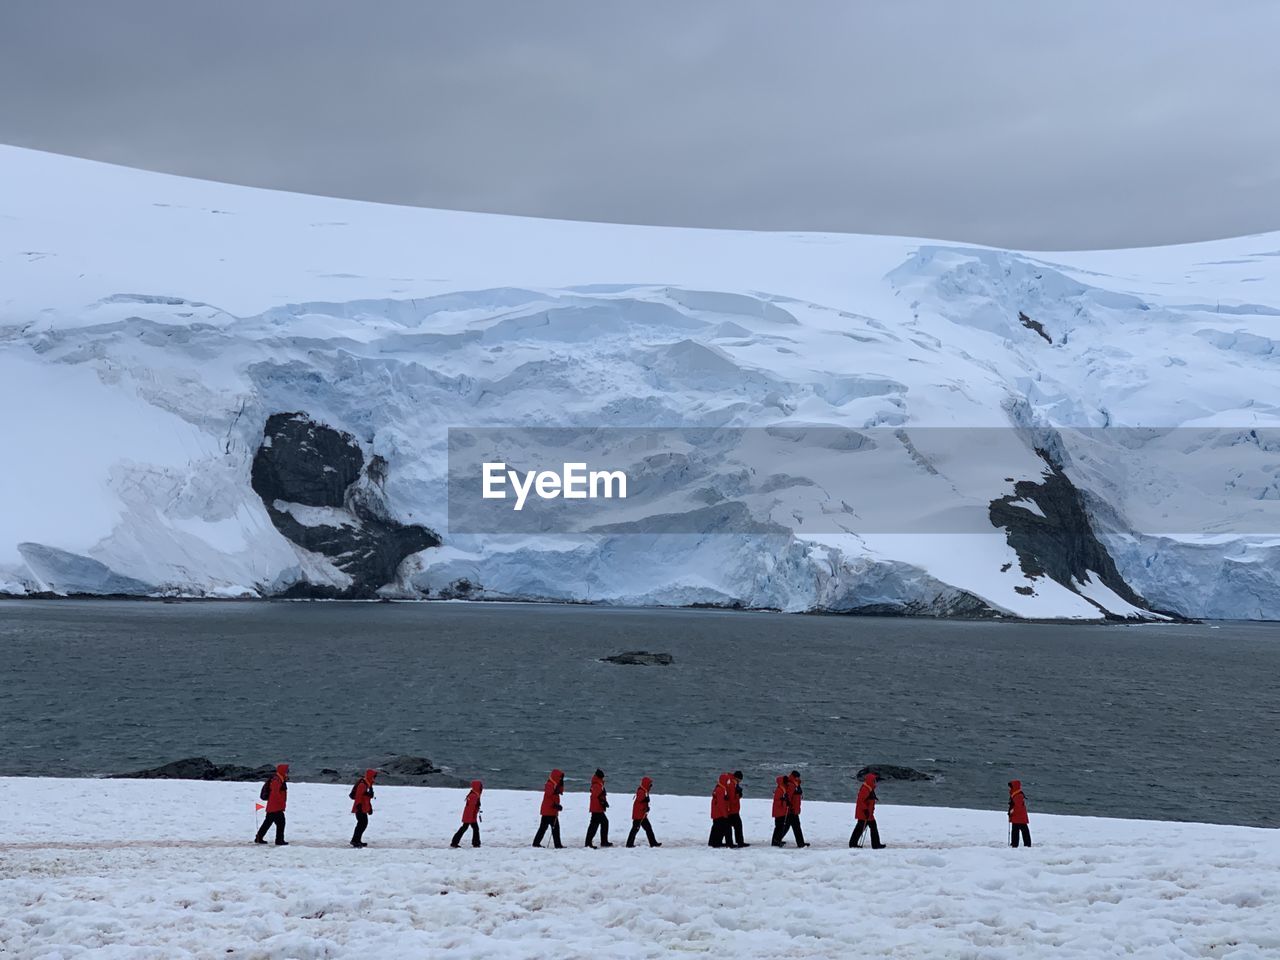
[109,756,471,788]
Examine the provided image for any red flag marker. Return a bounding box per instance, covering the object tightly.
[255,803,266,811]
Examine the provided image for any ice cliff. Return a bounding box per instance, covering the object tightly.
[2,147,1278,619]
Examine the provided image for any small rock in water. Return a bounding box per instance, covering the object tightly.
[855,764,935,782]
[600,651,674,666]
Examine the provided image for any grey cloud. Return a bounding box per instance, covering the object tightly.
[2,0,1278,248]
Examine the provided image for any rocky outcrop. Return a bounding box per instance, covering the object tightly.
[372,755,470,787]
[1018,310,1052,343]
[111,754,469,787]
[845,591,999,619]
[110,757,275,782]
[251,412,440,597]
[600,651,674,666]
[989,451,1168,619]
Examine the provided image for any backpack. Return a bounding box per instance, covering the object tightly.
[259,778,272,802]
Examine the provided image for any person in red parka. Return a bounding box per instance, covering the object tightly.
[532,768,566,848]
[708,773,732,847]
[1008,779,1031,847]
[451,780,484,848]
[626,776,661,847]
[781,771,809,847]
[769,774,791,846]
[349,768,378,847]
[254,763,289,846]
[850,771,885,848]
[727,773,747,849]
[585,768,614,848]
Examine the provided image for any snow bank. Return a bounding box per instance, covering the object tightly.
[1,778,1277,958]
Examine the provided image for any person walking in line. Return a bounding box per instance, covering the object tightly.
[349,768,378,847]
[1008,779,1032,848]
[533,768,566,848]
[727,771,748,848]
[708,773,732,847]
[769,774,792,846]
[254,763,290,846]
[850,771,886,848]
[782,771,809,847]
[585,769,614,847]
[451,780,484,848]
[626,776,661,847]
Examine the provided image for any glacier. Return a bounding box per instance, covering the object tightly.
[2,145,1279,619]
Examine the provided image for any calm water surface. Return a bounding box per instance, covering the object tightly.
[0,600,1276,826]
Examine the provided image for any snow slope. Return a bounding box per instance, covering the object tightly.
[2,146,1280,617]
[1,778,1277,959]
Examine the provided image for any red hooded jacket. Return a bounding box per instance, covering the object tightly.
[855,773,878,821]
[351,769,377,815]
[726,775,743,815]
[540,769,565,817]
[463,781,483,824]
[589,773,608,814]
[264,764,289,813]
[788,774,803,814]
[632,777,652,821]
[1008,780,1028,824]
[771,775,790,818]
[711,774,730,820]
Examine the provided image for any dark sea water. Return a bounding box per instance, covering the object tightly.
[0,600,1276,827]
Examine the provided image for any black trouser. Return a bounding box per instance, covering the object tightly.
[452,822,481,847]
[850,818,881,847]
[533,815,563,848]
[727,813,745,847]
[708,817,730,847]
[771,815,788,845]
[256,811,285,844]
[585,812,610,846]
[626,818,658,847]
[1010,823,1032,847]
[784,813,806,846]
[351,811,369,845]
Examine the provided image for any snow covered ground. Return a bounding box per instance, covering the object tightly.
[3,146,1280,618]
[1,778,1277,958]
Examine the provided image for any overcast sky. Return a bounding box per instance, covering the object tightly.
[2,1,1278,249]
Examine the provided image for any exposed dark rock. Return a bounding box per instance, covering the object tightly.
[367,755,470,787]
[600,651,674,666]
[847,590,1000,619]
[110,757,275,782]
[990,451,1160,619]
[1018,311,1052,343]
[435,578,477,600]
[110,754,469,787]
[250,412,363,508]
[856,764,935,782]
[250,412,441,597]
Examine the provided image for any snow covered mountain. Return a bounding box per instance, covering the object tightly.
[2,146,1278,619]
